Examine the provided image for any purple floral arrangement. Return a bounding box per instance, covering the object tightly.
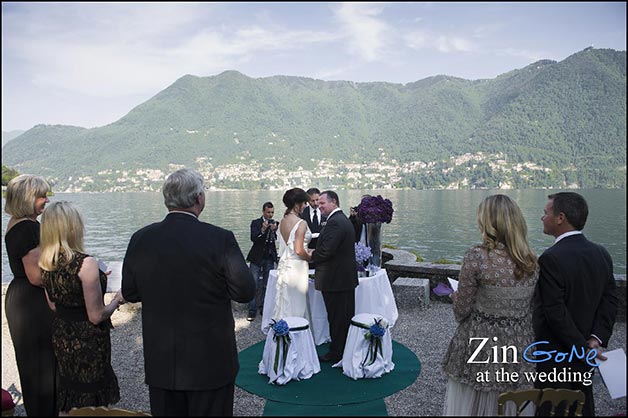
[354,242,372,264]
[357,195,394,224]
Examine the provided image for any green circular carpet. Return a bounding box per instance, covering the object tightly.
[236,340,421,406]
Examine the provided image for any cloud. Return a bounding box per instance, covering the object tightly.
[3,3,338,98]
[436,36,476,53]
[405,30,476,53]
[332,2,393,62]
[404,30,429,50]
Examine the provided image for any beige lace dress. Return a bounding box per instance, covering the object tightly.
[442,243,539,416]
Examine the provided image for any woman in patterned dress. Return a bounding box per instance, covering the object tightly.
[442,194,539,416]
[39,201,125,414]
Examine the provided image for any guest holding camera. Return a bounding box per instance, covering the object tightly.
[349,205,364,243]
[245,202,278,321]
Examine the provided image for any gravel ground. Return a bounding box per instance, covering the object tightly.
[2,284,626,416]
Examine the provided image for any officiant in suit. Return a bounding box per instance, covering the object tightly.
[533,192,617,416]
[312,190,358,363]
[121,168,255,416]
[301,188,325,268]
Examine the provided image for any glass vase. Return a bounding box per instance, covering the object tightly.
[367,222,383,268]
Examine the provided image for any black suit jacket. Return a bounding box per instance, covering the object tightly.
[312,210,358,292]
[532,234,617,356]
[301,206,326,249]
[349,214,364,243]
[121,212,255,390]
[245,217,278,265]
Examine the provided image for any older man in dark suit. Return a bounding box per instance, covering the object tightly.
[533,192,617,416]
[121,168,255,416]
[312,190,358,363]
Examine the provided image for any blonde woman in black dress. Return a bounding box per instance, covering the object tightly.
[4,174,57,416]
[39,201,124,414]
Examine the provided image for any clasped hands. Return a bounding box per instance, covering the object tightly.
[113,289,127,307]
[586,337,607,361]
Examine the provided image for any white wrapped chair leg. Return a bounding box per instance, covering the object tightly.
[333,313,394,380]
[258,316,321,385]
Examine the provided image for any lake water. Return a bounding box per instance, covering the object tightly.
[2,189,626,282]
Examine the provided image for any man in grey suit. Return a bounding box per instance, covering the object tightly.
[312,190,358,363]
[533,192,617,416]
[121,168,255,416]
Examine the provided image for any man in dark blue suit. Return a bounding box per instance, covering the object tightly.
[245,202,278,321]
[121,168,255,416]
[533,192,617,416]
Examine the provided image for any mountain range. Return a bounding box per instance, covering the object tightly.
[2,47,625,191]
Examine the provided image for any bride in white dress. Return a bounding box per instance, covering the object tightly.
[273,188,313,323]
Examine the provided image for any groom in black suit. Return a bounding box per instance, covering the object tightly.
[312,190,358,362]
[121,168,255,416]
[533,192,617,416]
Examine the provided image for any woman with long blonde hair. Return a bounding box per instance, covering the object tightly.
[39,201,124,414]
[442,194,539,416]
[4,174,57,416]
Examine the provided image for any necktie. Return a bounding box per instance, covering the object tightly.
[312,209,319,229]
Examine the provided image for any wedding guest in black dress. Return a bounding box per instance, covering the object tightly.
[3,174,58,416]
[39,201,124,414]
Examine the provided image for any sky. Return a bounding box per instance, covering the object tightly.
[1,2,626,132]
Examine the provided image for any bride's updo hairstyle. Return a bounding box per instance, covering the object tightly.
[283,188,309,215]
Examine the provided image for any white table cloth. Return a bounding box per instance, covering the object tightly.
[258,316,320,385]
[333,312,394,380]
[261,268,398,345]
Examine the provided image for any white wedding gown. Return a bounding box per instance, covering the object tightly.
[273,219,312,324]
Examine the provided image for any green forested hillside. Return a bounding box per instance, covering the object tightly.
[2,47,625,191]
[2,130,25,148]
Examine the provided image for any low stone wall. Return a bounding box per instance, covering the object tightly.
[383,249,627,322]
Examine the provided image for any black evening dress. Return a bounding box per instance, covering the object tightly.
[4,219,58,416]
[42,252,120,412]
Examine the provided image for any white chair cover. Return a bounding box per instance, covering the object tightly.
[333,313,394,380]
[262,269,398,343]
[355,270,399,328]
[258,316,321,385]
